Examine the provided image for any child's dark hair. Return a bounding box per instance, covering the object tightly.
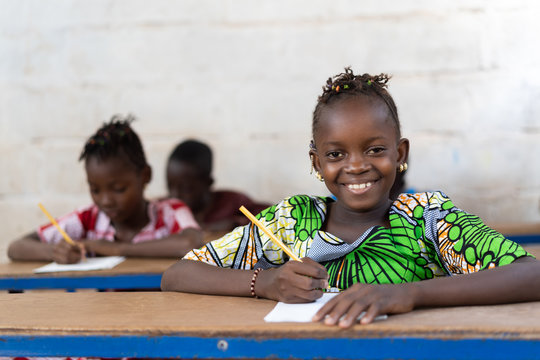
[79,114,148,171]
[168,139,213,177]
[313,67,401,139]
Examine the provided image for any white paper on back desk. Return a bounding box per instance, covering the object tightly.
[264,292,387,322]
[33,256,126,273]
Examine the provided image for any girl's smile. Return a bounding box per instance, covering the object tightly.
[344,181,374,194]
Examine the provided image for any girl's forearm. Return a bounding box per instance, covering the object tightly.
[121,229,204,258]
[8,234,54,261]
[411,257,540,308]
[161,259,254,296]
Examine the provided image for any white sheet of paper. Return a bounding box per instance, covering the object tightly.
[33,256,126,273]
[264,292,388,323]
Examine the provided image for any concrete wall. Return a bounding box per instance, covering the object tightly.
[1,0,540,261]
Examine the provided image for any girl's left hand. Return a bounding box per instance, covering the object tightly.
[82,240,124,256]
[312,283,417,328]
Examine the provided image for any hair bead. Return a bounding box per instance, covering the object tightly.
[79,114,148,171]
[312,67,401,140]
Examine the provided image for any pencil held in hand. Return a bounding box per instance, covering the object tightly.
[239,206,302,262]
[38,203,87,261]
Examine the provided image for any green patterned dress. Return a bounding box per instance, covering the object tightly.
[183,192,532,289]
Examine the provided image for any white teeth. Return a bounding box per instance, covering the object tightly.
[347,182,372,190]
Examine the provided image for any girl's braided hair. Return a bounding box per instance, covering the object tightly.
[79,114,148,171]
[312,67,401,139]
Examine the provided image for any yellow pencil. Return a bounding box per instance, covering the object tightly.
[239,206,302,262]
[37,203,77,246]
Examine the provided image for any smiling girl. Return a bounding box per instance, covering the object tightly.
[8,115,203,263]
[161,68,540,328]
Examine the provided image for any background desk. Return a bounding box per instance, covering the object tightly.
[491,223,540,244]
[0,258,176,291]
[1,245,538,291]
[524,244,540,258]
[0,291,539,359]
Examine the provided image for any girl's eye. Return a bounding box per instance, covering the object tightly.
[89,188,99,194]
[367,147,385,155]
[114,187,127,193]
[326,151,343,160]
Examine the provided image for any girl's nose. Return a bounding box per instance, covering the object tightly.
[345,154,368,173]
[99,193,115,207]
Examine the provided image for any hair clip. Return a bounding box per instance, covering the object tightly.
[331,85,335,90]
[97,139,105,146]
[309,140,316,150]
[335,85,340,92]
[343,84,349,89]
[89,139,96,145]
[367,80,372,86]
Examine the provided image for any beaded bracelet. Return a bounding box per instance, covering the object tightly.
[250,268,263,298]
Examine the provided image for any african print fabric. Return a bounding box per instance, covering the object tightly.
[184,192,532,289]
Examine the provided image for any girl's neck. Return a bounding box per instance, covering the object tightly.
[112,200,149,234]
[325,199,393,244]
[193,191,214,222]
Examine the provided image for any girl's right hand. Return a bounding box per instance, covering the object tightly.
[255,257,329,303]
[52,241,85,264]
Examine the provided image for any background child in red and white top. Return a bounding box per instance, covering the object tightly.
[8,115,203,264]
[166,139,270,233]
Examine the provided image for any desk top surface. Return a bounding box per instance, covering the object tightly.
[489,223,540,235]
[525,244,540,257]
[0,257,177,278]
[1,291,539,340]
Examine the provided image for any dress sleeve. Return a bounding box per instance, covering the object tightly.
[183,197,299,269]
[426,192,533,274]
[36,207,89,244]
[167,199,200,230]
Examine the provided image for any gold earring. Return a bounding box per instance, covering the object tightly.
[315,171,324,182]
[398,162,408,173]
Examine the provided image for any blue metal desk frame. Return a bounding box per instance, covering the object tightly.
[1,334,539,359]
[0,273,161,291]
[507,234,540,244]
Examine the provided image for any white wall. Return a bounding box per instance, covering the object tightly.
[1,0,540,261]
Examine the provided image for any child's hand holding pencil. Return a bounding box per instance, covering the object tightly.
[52,239,87,264]
[239,206,329,303]
[253,257,329,303]
[38,203,87,264]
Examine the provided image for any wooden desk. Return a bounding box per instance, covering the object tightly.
[524,244,540,258]
[490,223,540,244]
[0,258,176,291]
[0,292,538,359]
